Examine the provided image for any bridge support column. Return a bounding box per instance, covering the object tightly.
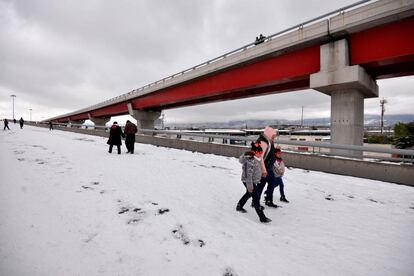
[128,103,161,129]
[310,39,378,158]
[88,113,111,127]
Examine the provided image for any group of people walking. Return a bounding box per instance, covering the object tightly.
[3,117,25,130]
[236,126,288,223]
[107,120,138,154]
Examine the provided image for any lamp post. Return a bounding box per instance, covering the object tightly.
[29,108,32,121]
[10,94,16,120]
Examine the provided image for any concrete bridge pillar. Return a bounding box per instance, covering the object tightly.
[310,39,378,157]
[88,113,111,127]
[127,103,161,129]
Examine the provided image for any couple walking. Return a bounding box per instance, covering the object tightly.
[107,120,138,154]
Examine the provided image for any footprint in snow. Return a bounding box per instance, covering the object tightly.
[367,198,384,204]
[157,208,170,215]
[171,225,206,247]
[81,185,94,190]
[172,225,190,245]
[223,266,238,276]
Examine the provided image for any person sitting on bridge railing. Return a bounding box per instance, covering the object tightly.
[107,121,125,154]
[254,34,266,45]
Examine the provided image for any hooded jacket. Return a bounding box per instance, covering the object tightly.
[239,152,262,190]
[107,124,124,145]
[273,158,285,177]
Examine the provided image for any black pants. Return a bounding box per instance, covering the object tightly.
[109,144,121,154]
[4,125,10,130]
[237,182,260,209]
[257,169,279,202]
[125,134,135,153]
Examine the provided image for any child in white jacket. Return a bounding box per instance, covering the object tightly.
[273,147,289,203]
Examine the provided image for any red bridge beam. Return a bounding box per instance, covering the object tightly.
[350,16,414,79]
[130,45,320,111]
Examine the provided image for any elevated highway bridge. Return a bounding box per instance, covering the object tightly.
[47,0,414,157]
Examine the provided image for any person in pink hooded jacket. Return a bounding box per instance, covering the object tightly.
[256,126,280,208]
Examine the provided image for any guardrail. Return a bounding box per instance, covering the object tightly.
[35,121,414,164]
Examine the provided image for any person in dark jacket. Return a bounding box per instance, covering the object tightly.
[49,121,53,130]
[3,119,10,130]
[124,120,138,154]
[107,121,125,154]
[256,126,280,208]
[19,117,24,129]
[237,142,271,223]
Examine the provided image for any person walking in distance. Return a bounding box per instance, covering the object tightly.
[3,119,10,130]
[107,121,125,154]
[19,117,24,129]
[256,126,280,208]
[236,142,271,223]
[49,121,53,130]
[124,120,138,154]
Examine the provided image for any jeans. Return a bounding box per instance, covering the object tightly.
[238,182,261,209]
[257,169,285,201]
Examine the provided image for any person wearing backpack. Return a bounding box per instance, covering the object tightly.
[256,126,280,208]
[236,142,271,223]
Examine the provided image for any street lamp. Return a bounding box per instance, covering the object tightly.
[29,108,32,121]
[10,94,16,120]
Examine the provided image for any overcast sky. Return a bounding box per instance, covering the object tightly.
[1,0,413,124]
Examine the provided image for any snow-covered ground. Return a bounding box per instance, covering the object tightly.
[1,126,413,276]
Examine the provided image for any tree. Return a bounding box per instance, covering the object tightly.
[393,121,414,149]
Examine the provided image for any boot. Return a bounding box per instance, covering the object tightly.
[236,204,247,213]
[255,208,271,223]
[265,196,279,208]
[280,196,289,203]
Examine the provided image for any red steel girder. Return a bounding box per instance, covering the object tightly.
[350,16,414,79]
[130,45,320,110]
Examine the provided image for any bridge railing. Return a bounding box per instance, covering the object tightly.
[35,121,414,164]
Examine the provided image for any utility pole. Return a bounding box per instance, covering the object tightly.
[10,94,16,120]
[29,108,32,121]
[380,98,387,134]
[301,106,304,128]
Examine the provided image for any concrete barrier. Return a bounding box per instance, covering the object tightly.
[29,123,414,186]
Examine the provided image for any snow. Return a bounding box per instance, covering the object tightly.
[1,126,414,276]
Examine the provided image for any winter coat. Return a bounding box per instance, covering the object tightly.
[124,122,138,135]
[273,158,285,177]
[256,134,276,170]
[107,124,124,145]
[239,152,262,190]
